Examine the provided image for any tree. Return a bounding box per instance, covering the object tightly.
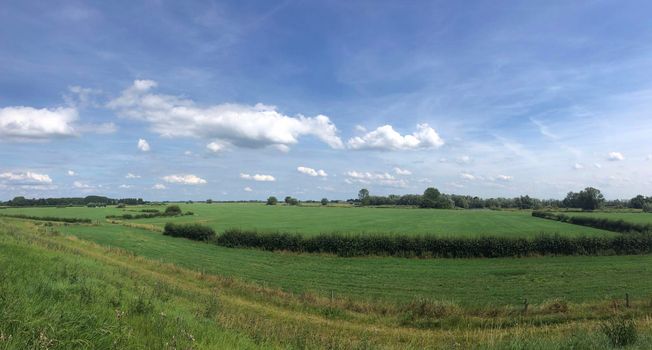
[630,195,646,209]
[164,205,182,216]
[420,187,441,208]
[357,189,370,205]
[576,187,604,210]
[266,196,278,205]
[517,195,534,209]
[288,197,299,206]
[320,198,328,206]
[284,196,292,204]
[206,199,213,204]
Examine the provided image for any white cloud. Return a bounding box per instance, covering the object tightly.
[495,174,513,181]
[297,166,327,177]
[460,172,476,180]
[206,141,226,153]
[646,155,652,161]
[137,138,150,152]
[0,106,78,141]
[244,186,253,192]
[573,163,584,170]
[125,173,141,179]
[344,171,407,188]
[456,155,472,164]
[393,167,412,175]
[108,80,344,150]
[119,184,132,189]
[0,171,53,184]
[67,170,76,176]
[152,183,166,190]
[240,173,276,182]
[162,174,207,185]
[73,181,93,189]
[354,125,367,132]
[530,118,558,139]
[347,123,444,151]
[607,152,624,161]
[594,163,602,169]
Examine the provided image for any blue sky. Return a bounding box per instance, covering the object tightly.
[1,1,652,201]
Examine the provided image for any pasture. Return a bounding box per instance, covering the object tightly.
[1,203,613,237]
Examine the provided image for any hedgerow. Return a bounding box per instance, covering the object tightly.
[215,229,652,258]
[0,214,92,223]
[532,211,652,233]
[163,222,215,241]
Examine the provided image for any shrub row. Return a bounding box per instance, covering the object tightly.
[532,211,652,233]
[163,222,215,241]
[0,214,92,224]
[215,229,652,258]
[106,212,193,220]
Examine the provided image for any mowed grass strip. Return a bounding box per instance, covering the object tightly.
[2,203,614,237]
[60,223,652,306]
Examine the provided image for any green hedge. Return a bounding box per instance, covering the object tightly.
[532,211,652,233]
[0,214,92,224]
[106,212,194,220]
[163,223,215,241]
[215,229,652,258]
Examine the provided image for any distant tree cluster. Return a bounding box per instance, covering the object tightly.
[1,196,145,207]
[351,186,646,211]
[284,196,299,206]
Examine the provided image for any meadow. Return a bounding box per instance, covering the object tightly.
[1,203,612,237]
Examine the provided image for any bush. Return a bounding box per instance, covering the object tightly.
[532,211,652,233]
[643,203,652,213]
[321,198,328,206]
[163,223,215,241]
[215,229,652,258]
[601,316,637,347]
[0,214,91,224]
[164,205,182,216]
[266,196,278,206]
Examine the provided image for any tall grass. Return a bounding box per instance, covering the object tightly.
[0,213,91,223]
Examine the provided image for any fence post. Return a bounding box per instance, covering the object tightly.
[626,293,630,308]
[523,298,528,314]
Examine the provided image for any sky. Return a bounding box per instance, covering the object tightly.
[1,1,652,201]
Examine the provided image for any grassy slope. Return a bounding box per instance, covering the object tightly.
[60,222,652,306]
[2,203,613,237]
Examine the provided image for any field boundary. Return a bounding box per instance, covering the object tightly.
[532,211,652,234]
[211,228,652,258]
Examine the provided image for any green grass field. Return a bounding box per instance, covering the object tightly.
[1,203,614,237]
[59,221,649,306]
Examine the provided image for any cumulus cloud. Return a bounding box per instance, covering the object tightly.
[108,80,344,150]
[607,152,624,161]
[137,138,150,152]
[73,181,93,189]
[297,166,327,177]
[494,174,513,181]
[456,155,472,164]
[0,106,78,141]
[152,183,166,190]
[125,173,141,179]
[240,173,276,182]
[0,171,53,184]
[573,163,584,170]
[206,141,226,153]
[347,124,444,151]
[119,184,132,189]
[393,167,412,175]
[244,186,253,192]
[67,170,76,176]
[460,172,476,180]
[344,171,407,188]
[162,174,207,185]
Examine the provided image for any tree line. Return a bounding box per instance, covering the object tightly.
[352,187,652,211]
[1,196,146,207]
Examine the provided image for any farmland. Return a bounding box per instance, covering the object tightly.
[0,203,613,237]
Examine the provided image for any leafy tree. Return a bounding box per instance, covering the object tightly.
[266,196,278,205]
[575,187,604,210]
[284,196,292,204]
[630,195,646,209]
[206,199,213,204]
[420,187,441,208]
[288,197,299,206]
[320,198,328,206]
[164,205,182,216]
[358,189,370,206]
